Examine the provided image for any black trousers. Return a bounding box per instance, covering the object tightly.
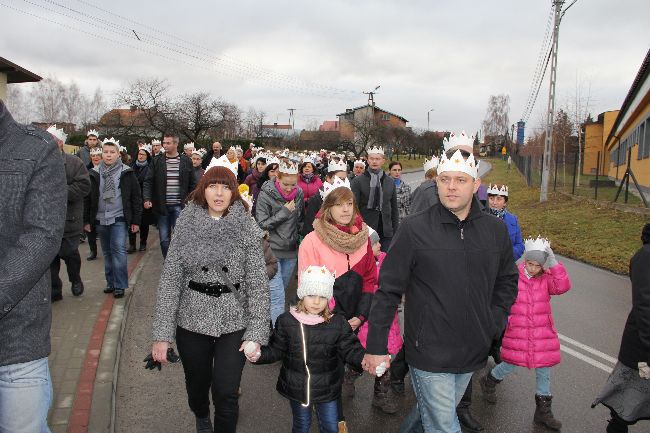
[51,235,82,297]
[175,326,246,433]
[391,346,409,381]
[458,378,473,409]
[128,208,154,247]
[87,224,98,252]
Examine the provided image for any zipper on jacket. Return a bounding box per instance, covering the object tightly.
[457,220,465,240]
[346,253,351,271]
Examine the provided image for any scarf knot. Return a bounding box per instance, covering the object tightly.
[489,207,507,219]
[274,180,299,202]
[367,169,384,211]
[100,160,123,201]
[313,214,369,254]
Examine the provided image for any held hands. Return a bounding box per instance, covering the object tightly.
[131,224,139,233]
[240,341,261,363]
[284,200,296,212]
[145,342,180,371]
[545,245,558,268]
[83,224,91,233]
[361,354,391,377]
[144,201,153,209]
[348,317,362,331]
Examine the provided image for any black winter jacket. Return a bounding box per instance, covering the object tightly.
[301,192,322,237]
[143,153,195,216]
[366,198,518,374]
[350,170,399,238]
[618,243,650,368]
[257,312,365,404]
[62,153,90,237]
[410,179,439,214]
[84,166,143,227]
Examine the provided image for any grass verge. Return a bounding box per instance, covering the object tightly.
[482,158,649,275]
[383,156,426,171]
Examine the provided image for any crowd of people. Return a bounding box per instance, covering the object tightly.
[1,97,648,433]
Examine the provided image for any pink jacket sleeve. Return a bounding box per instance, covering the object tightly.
[546,263,571,296]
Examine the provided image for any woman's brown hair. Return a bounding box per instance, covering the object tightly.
[186,166,248,215]
[319,187,359,228]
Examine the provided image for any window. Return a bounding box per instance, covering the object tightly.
[382,114,390,121]
[638,121,645,159]
[644,118,650,158]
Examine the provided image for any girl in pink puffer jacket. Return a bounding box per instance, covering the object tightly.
[479,238,571,431]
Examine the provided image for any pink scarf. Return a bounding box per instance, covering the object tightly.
[290,306,325,325]
[275,180,299,202]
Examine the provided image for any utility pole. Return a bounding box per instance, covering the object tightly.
[363,85,380,106]
[287,108,296,129]
[540,0,565,202]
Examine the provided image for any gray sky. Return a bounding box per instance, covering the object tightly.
[2,0,648,138]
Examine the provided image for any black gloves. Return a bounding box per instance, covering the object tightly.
[143,348,181,370]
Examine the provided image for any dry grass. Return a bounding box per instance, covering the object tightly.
[482,158,649,274]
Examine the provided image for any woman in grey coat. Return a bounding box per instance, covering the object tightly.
[151,166,270,433]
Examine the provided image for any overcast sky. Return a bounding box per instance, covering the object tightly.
[2,0,648,138]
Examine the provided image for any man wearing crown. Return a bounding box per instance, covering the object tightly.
[77,129,100,167]
[350,146,399,252]
[364,131,518,433]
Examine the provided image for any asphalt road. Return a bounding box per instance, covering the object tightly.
[115,171,647,432]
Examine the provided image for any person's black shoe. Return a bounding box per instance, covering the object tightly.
[139,243,147,251]
[103,287,115,294]
[127,244,136,254]
[71,281,84,296]
[87,249,97,261]
[457,407,484,432]
[51,293,63,302]
[113,288,125,298]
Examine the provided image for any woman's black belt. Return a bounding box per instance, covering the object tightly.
[188,280,241,298]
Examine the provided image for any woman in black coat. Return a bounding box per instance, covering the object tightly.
[128,146,154,252]
[592,223,650,433]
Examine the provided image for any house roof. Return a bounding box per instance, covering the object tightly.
[605,48,650,148]
[337,104,408,123]
[98,108,152,128]
[319,120,339,132]
[0,57,42,83]
[262,124,292,130]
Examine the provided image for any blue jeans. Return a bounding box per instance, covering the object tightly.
[268,257,297,325]
[399,368,472,433]
[0,357,52,433]
[290,399,338,433]
[491,362,551,396]
[96,221,129,289]
[157,204,182,258]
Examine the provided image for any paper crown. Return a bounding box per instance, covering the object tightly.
[328,160,348,173]
[240,190,254,211]
[205,154,238,176]
[46,125,67,143]
[140,144,152,155]
[279,161,299,175]
[119,145,127,153]
[86,129,99,138]
[265,154,280,165]
[367,146,384,156]
[89,147,103,156]
[102,137,120,146]
[184,142,195,149]
[353,160,365,167]
[151,139,161,146]
[191,148,204,157]
[301,156,316,166]
[443,131,474,153]
[487,184,509,197]
[423,156,439,172]
[524,237,550,253]
[297,265,336,300]
[437,149,478,179]
[321,176,351,199]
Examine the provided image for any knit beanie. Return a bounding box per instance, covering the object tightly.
[524,250,548,266]
[368,227,380,246]
[297,265,335,300]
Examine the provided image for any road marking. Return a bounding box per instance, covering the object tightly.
[558,333,618,364]
[560,344,613,374]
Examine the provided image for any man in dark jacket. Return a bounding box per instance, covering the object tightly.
[363,148,518,432]
[76,128,100,167]
[143,134,196,258]
[0,101,67,432]
[410,156,440,214]
[48,126,91,301]
[350,146,398,251]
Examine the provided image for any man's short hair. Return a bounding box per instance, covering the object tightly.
[163,134,179,145]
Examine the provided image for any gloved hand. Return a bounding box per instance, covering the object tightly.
[241,341,261,362]
[545,244,558,268]
[639,362,650,379]
[375,362,387,377]
[143,348,180,370]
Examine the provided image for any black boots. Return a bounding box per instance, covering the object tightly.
[457,406,484,433]
[372,370,398,414]
[127,242,136,254]
[86,247,97,261]
[479,372,501,404]
[342,368,360,398]
[534,394,562,431]
[71,281,84,297]
[195,416,212,433]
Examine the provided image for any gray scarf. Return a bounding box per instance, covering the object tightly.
[367,168,384,211]
[100,159,123,201]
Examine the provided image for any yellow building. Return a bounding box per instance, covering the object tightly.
[583,110,618,175]
[605,49,650,195]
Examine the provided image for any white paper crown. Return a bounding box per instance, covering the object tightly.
[443,131,474,153]
[119,145,127,153]
[197,148,207,157]
[353,160,365,167]
[328,160,348,173]
[297,265,336,300]
[524,237,550,253]
[90,147,103,156]
[367,146,384,156]
[302,156,316,166]
[279,161,299,175]
[265,154,280,165]
[86,129,99,138]
[487,184,509,197]
[205,154,238,176]
[184,142,195,149]
[240,190,254,210]
[321,176,351,199]
[102,137,120,146]
[46,125,68,143]
[423,156,439,172]
[151,139,161,146]
[140,144,152,155]
[437,149,478,179]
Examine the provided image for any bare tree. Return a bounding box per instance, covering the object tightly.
[339,114,383,158]
[173,92,221,143]
[5,85,33,123]
[115,77,174,134]
[31,77,66,123]
[482,94,511,138]
[553,109,573,185]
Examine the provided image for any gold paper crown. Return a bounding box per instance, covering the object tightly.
[443,131,474,153]
[437,149,478,179]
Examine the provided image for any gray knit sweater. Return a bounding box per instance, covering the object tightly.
[152,201,270,344]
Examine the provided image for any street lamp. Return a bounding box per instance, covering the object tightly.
[427,109,435,131]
